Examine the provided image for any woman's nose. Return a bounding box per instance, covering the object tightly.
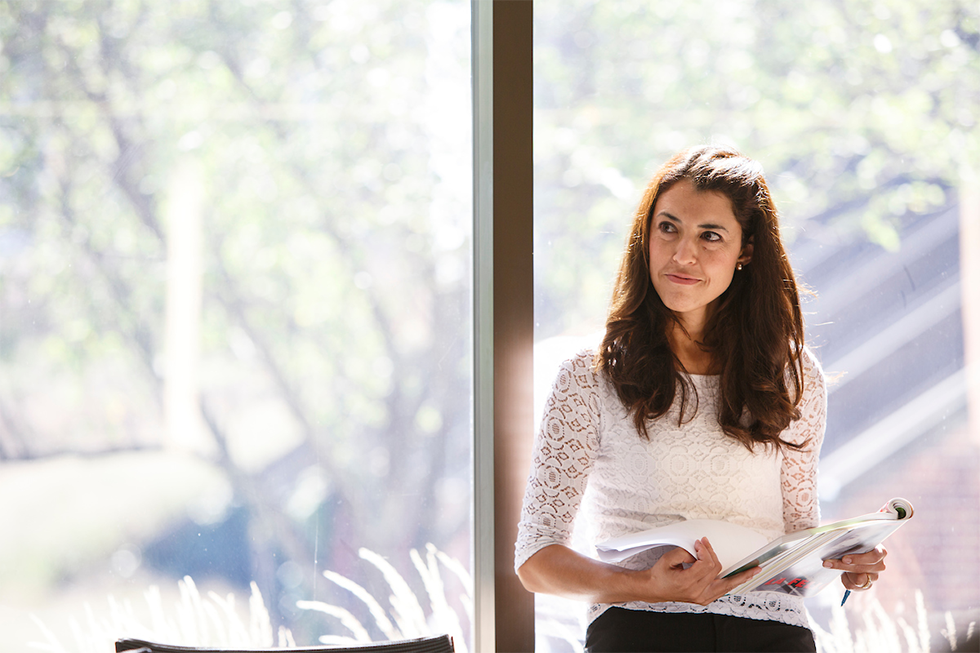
[673,236,698,264]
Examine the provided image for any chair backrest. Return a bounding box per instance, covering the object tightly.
[115,634,454,653]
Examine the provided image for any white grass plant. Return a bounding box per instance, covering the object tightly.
[34,552,970,653]
[28,545,470,653]
[297,544,471,653]
[531,590,975,653]
[809,590,976,653]
[30,576,295,653]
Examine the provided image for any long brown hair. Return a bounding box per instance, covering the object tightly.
[595,146,807,451]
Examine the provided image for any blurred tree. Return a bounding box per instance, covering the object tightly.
[0,0,472,638]
[533,0,979,337]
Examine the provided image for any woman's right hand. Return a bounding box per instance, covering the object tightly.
[639,537,761,605]
[516,538,761,607]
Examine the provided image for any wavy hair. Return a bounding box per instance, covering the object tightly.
[595,146,807,451]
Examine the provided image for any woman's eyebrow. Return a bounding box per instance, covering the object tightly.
[698,222,730,232]
[657,211,730,232]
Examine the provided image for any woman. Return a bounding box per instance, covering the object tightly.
[515,146,887,652]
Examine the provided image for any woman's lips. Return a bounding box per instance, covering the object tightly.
[665,273,700,285]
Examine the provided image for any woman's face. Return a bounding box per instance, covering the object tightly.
[648,179,752,331]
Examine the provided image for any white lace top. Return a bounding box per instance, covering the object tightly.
[515,347,827,628]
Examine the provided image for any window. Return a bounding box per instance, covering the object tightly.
[533,1,978,650]
[0,0,475,649]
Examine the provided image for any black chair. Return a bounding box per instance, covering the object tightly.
[115,634,455,653]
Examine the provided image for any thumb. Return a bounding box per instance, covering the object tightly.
[660,545,697,567]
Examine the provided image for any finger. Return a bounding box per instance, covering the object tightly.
[826,558,887,574]
[831,560,886,572]
[648,545,723,605]
[856,573,878,589]
[824,549,887,573]
[692,538,724,575]
[843,572,879,590]
[698,563,761,605]
[660,545,697,567]
[720,564,761,589]
[696,537,714,558]
[845,552,883,565]
[844,546,887,565]
[695,537,723,567]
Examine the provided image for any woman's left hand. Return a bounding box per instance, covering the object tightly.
[823,545,887,591]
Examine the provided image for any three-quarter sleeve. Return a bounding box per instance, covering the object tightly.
[514,352,603,571]
[780,347,828,534]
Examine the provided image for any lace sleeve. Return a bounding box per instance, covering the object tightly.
[514,352,603,571]
[780,347,828,534]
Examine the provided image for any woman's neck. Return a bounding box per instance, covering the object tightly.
[667,321,717,375]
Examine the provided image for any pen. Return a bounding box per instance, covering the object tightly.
[840,590,851,606]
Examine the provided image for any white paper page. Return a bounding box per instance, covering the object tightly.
[596,519,769,570]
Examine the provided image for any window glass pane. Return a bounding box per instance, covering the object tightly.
[533,1,978,650]
[0,0,473,649]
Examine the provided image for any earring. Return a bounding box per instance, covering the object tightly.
[736,262,743,271]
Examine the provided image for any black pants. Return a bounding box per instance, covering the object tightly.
[585,608,817,653]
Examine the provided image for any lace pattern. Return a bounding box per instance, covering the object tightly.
[515,347,827,628]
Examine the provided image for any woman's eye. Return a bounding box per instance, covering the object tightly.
[702,231,722,242]
[657,221,676,234]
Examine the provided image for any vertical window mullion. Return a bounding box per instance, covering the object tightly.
[473,0,535,651]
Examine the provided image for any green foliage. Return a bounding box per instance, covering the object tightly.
[0,0,473,637]
[533,0,979,337]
